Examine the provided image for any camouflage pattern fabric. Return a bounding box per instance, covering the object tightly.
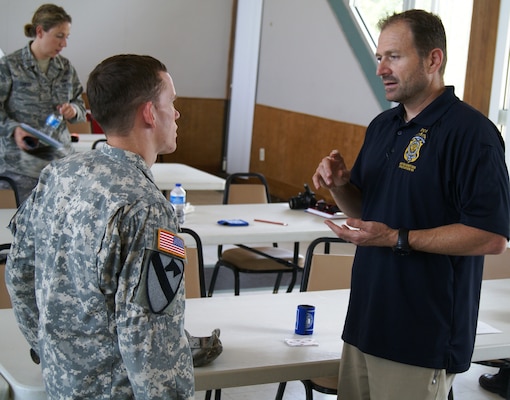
[0,42,87,180]
[6,145,194,399]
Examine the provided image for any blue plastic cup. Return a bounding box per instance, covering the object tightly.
[295,304,315,335]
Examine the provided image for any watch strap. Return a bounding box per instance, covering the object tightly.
[393,228,411,255]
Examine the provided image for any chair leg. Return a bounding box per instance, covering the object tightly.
[275,382,287,400]
[286,269,298,293]
[234,270,240,296]
[293,242,300,263]
[208,262,223,297]
[204,389,221,400]
[301,380,314,400]
[273,272,283,294]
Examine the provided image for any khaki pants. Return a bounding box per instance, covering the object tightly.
[337,343,455,400]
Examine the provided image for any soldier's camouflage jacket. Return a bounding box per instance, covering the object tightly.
[0,43,87,178]
[6,145,195,399]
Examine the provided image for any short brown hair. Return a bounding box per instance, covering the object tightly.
[87,54,168,133]
[378,9,447,75]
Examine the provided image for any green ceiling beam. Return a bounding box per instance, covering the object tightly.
[327,0,390,110]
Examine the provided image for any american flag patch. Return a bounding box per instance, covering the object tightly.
[157,229,186,259]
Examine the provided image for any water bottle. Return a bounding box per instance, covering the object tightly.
[43,112,63,135]
[170,183,186,224]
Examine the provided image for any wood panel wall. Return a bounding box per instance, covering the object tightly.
[157,98,366,205]
[250,105,366,203]
[159,97,226,174]
[463,0,500,116]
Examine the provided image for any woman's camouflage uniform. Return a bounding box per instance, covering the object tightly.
[0,43,87,199]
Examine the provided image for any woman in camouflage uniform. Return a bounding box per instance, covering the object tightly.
[0,4,86,202]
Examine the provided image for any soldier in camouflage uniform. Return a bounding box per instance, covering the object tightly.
[0,4,86,202]
[6,54,194,399]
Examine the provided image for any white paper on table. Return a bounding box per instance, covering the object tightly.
[477,320,502,334]
[284,338,319,347]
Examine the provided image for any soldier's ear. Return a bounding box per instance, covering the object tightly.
[141,101,156,127]
[35,25,44,39]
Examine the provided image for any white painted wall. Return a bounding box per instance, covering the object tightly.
[0,0,380,131]
[257,0,382,127]
[3,2,508,175]
[0,0,233,98]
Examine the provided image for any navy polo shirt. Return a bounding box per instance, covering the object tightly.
[343,87,510,373]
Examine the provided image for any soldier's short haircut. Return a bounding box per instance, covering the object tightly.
[87,54,168,134]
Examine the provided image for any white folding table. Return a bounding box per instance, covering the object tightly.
[150,163,225,191]
[0,167,225,243]
[0,209,14,243]
[1,280,509,398]
[182,203,338,246]
[0,202,340,253]
[71,135,225,191]
[71,133,106,152]
[72,132,225,189]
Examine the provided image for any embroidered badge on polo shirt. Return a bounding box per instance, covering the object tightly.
[145,229,187,313]
[399,128,428,172]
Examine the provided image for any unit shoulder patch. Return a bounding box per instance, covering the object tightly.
[145,249,184,313]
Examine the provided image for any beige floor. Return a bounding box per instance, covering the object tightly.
[195,363,503,399]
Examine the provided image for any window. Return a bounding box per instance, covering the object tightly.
[489,1,510,164]
[350,0,402,51]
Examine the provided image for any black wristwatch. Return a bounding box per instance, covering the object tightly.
[393,228,412,256]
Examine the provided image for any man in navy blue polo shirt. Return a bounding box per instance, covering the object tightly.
[312,9,510,400]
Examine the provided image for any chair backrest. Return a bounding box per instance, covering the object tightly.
[223,172,271,204]
[92,139,108,149]
[483,248,510,280]
[300,237,353,292]
[219,173,274,257]
[180,228,207,298]
[0,176,20,208]
[66,120,91,133]
[0,243,12,309]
